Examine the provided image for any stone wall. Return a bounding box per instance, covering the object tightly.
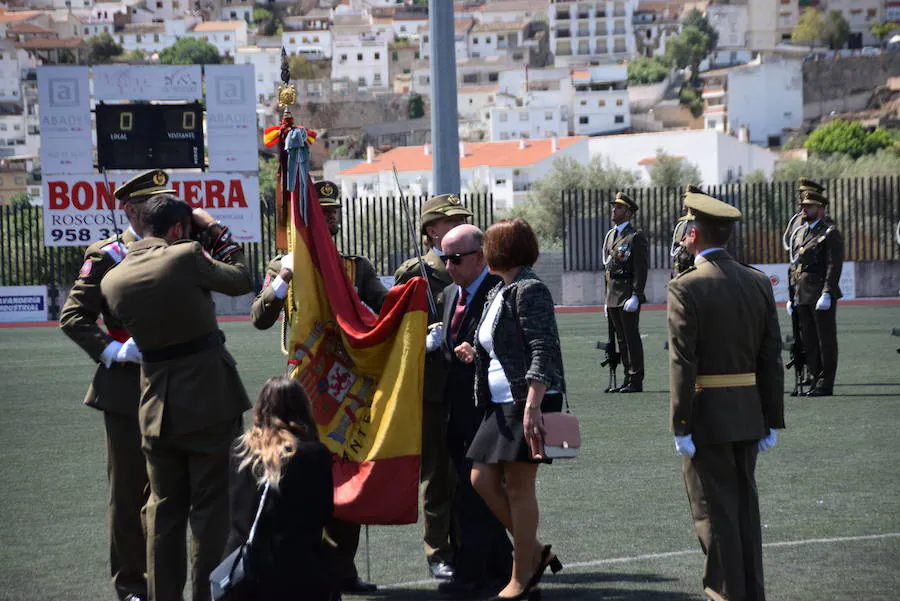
[802,54,900,120]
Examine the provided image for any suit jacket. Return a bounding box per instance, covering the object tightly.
[395,248,452,404]
[225,440,336,600]
[604,223,649,306]
[439,272,502,441]
[60,229,140,416]
[101,236,253,438]
[473,267,566,408]
[667,250,785,446]
[251,253,387,330]
[788,219,844,305]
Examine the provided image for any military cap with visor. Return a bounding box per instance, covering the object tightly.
[315,180,342,209]
[799,190,829,207]
[798,177,824,194]
[610,191,638,212]
[114,169,175,203]
[420,193,473,234]
[683,189,742,223]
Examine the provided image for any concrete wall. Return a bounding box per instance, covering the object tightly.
[802,54,900,111]
[854,261,900,299]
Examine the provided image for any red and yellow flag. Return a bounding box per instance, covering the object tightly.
[285,174,426,525]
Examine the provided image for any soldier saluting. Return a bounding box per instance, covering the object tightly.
[786,178,844,397]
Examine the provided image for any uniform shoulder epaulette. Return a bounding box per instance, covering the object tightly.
[673,265,697,279]
[99,239,128,264]
[740,262,763,274]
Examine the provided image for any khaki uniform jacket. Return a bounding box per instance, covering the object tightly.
[60,229,141,416]
[788,219,844,305]
[604,223,649,306]
[250,254,387,330]
[101,237,253,438]
[395,248,451,404]
[667,250,785,446]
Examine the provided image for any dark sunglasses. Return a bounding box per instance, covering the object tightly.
[440,249,480,265]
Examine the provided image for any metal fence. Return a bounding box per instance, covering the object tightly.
[562,176,900,271]
[0,192,495,295]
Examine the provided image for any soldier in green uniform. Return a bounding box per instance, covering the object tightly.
[668,189,785,601]
[250,180,384,594]
[603,192,648,393]
[394,193,473,581]
[671,186,702,278]
[101,194,253,601]
[786,178,843,397]
[60,169,175,601]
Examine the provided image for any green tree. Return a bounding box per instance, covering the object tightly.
[648,149,702,188]
[158,38,221,65]
[289,55,318,80]
[407,92,425,119]
[682,8,718,55]
[9,192,32,206]
[871,21,898,48]
[679,86,703,118]
[258,157,277,205]
[627,55,671,85]
[666,25,711,84]
[507,155,638,246]
[822,10,850,50]
[791,8,824,50]
[86,32,123,64]
[123,48,146,62]
[743,169,768,185]
[804,120,893,158]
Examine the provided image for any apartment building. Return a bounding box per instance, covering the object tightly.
[332,30,391,89]
[570,64,630,134]
[548,0,636,66]
[282,11,332,58]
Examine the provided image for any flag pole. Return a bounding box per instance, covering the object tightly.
[392,163,438,316]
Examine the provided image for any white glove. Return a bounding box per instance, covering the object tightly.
[99,340,123,368]
[623,294,640,313]
[280,252,294,273]
[674,434,696,458]
[425,323,444,352]
[757,428,778,452]
[815,292,831,311]
[115,337,142,364]
[786,301,793,316]
[603,304,608,316]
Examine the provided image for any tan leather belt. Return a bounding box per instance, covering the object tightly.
[695,373,755,391]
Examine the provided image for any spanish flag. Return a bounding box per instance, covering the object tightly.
[286,173,426,525]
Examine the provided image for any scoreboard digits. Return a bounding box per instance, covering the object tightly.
[96,102,205,170]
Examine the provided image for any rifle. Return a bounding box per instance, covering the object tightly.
[596,313,620,393]
[784,306,808,396]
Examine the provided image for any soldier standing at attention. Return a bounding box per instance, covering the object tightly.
[394,193,473,581]
[250,180,384,595]
[671,186,703,278]
[787,178,843,397]
[60,169,175,601]
[101,194,253,601]
[668,189,784,601]
[603,192,648,393]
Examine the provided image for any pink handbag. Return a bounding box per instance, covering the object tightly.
[542,405,580,459]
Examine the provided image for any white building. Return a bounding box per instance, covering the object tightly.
[0,42,35,103]
[571,64,630,135]
[701,3,753,70]
[479,0,549,24]
[0,110,27,155]
[467,20,530,61]
[632,4,680,59]
[218,0,254,23]
[548,0,636,66]
[144,0,182,23]
[335,136,590,210]
[235,46,281,104]
[458,84,500,121]
[747,0,798,51]
[725,58,803,147]
[817,0,883,47]
[588,129,779,185]
[282,10,332,58]
[332,31,390,89]
[188,21,248,58]
[115,17,198,54]
[389,11,427,40]
[420,18,474,60]
[489,104,569,141]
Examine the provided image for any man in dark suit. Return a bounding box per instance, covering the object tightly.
[60,169,175,601]
[426,224,511,597]
[787,179,843,397]
[604,191,648,393]
[668,189,785,601]
[102,194,253,601]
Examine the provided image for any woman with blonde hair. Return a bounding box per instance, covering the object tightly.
[225,376,337,600]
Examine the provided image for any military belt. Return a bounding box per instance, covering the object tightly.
[695,373,755,391]
[142,330,226,363]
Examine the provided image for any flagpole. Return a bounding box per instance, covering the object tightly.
[392,163,438,316]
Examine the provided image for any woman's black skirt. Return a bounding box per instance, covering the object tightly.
[466,393,563,465]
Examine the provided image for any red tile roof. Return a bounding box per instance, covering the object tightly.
[339,137,586,176]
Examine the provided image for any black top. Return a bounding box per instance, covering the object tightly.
[225,439,336,600]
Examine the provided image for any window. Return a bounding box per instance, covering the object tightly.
[579,116,589,124]
[867,8,876,18]
[473,37,479,44]
[615,98,623,106]
[357,53,363,61]
[374,52,380,60]
[156,1,162,7]
[614,115,624,124]
[462,73,477,83]
[519,113,529,121]
[488,72,499,82]
[154,34,159,42]
[598,99,606,107]
[85,27,90,34]
[302,36,309,43]
[392,51,399,61]
[290,37,296,44]
[400,26,406,32]
[545,112,553,120]
[136,34,142,42]
[313,36,319,42]
[0,124,6,131]
[172,0,179,7]
[485,36,491,43]
[15,176,24,185]
[258,73,263,81]
[707,119,717,128]
[580,100,587,106]
[358,76,366,86]
[414,51,420,59]
[495,179,506,185]
[500,132,510,140]
[340,54,346,61]
[269,55,276,64]
[224,35,230,41]
[374,73,382,84]
[499,113,508,122]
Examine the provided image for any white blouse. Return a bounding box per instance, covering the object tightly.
[477,291,515,404]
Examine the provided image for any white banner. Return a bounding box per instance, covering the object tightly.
[93,65,203,101]
[204,64,258,172]
[751,263,856,302]
[38,66,93,175]
[0,286,48,323]
[42,172,260,246]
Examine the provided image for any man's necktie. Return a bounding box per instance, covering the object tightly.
[449,288,469,344]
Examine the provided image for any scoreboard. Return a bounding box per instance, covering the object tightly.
[95,103,205,170]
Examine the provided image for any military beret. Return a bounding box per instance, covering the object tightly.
[315,180,341,208]
[684,190,741,223]
[420,193,473,233]
[799,190,829,206]
[610,191,638,212]
[114,169,175,203]
[798,177,824,193]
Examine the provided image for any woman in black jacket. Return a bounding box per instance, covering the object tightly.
[456,219,565,601]
[225,376,337,601]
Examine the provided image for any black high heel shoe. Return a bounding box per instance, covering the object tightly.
[486,588,541,601]
[527,545,564,590]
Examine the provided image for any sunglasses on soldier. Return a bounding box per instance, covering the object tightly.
[441,249,480,265]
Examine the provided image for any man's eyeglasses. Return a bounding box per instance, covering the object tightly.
[441,249,480,265]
